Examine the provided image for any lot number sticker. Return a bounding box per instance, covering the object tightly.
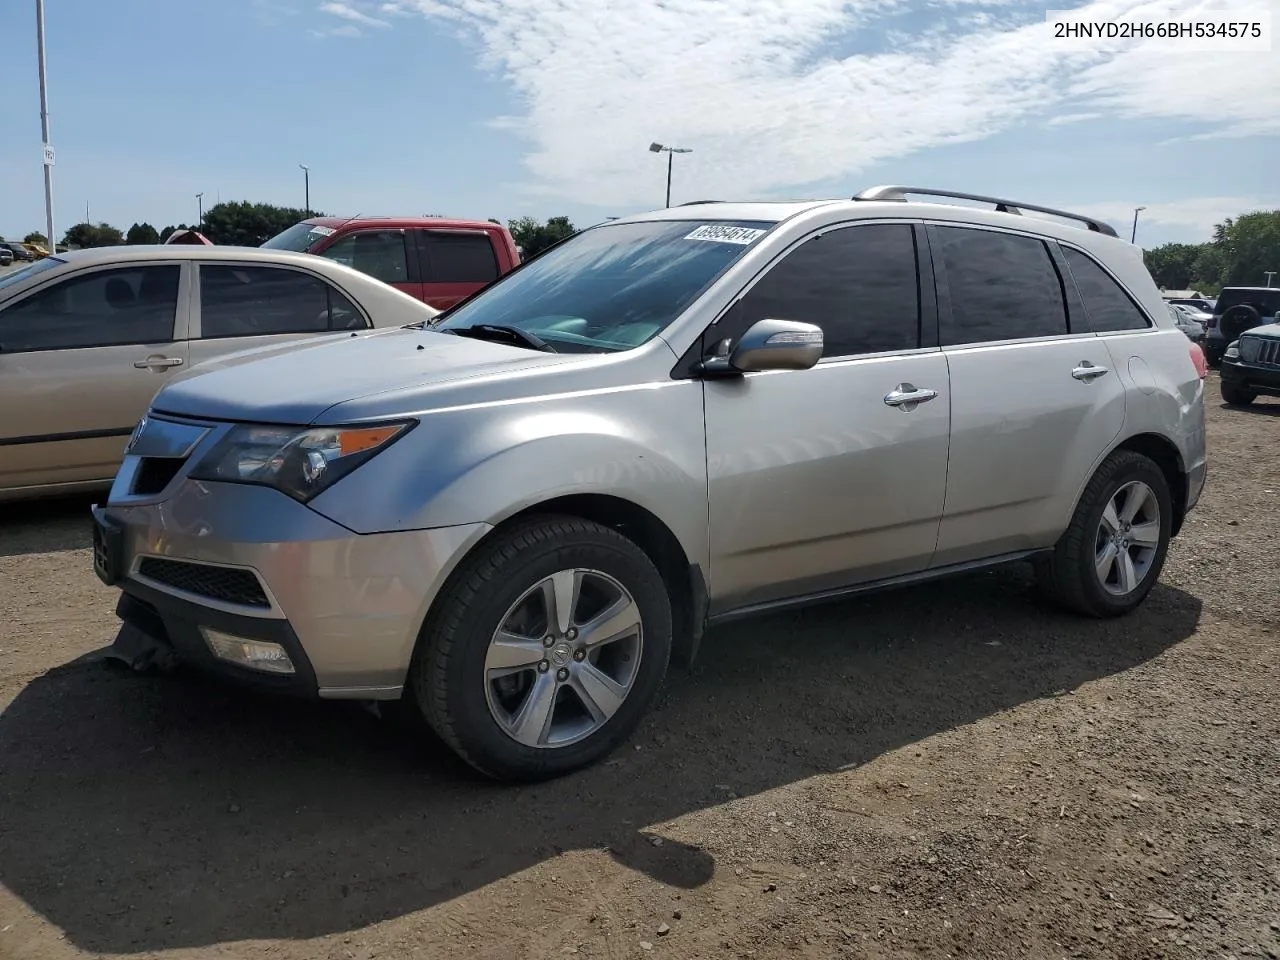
[684,224,766,245]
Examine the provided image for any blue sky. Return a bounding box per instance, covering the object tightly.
[0,0,1275,248]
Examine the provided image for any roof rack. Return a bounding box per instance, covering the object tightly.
[852,185,1119,238]
[676,199,725,206]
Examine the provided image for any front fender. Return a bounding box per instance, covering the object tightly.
[307,380,709,568]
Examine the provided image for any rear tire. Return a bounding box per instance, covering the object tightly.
[1220,381,1257,406]
[409,515,672,782]
[1035,451,1172,618]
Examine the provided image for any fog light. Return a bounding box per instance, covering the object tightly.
[201,627,295,674]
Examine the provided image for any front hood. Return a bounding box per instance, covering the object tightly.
[152,326,582,424]
[1241,321,1280,341]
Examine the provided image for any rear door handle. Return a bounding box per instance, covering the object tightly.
[134,356,184,370]
[1071,362,1109,382]
[884,384,939,409]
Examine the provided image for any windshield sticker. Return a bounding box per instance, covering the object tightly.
[684,224,767,245]
[310,225,336,237]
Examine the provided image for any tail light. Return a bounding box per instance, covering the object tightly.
[1189,342,1208,379]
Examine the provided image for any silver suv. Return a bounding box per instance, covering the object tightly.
[93,186,1208,782]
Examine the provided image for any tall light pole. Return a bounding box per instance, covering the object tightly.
[648,142,692,208]
[299,163,310,216]
[36,0,56,250]
[1130,205,1146,244]
[1265,271,1276,288]
[196,192,203,229]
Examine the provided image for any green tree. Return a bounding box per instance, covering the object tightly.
[62,222,124,249]
[1143,243,1202,290]
[507,215,577,259]
[125,222,161,245]
[1215,211,1280,287]
[23,231,48,246]
[199,201,317,246]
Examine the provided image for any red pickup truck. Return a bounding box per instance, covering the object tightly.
[262,216,521,310]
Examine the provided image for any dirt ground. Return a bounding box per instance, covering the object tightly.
[1,372,1277,960]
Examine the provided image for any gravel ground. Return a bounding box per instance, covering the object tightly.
[0,372,1277,960]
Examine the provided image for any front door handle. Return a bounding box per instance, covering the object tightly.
[134,356,184,370]
[884,383,939,409]
[1071,362,1109,382]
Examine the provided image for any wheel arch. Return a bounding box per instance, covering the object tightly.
[410,493,708,680]
[1107,432,1188,537]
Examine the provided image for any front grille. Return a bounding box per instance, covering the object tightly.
[132,457,186,496]
[136,557,270,608]
[1242,336,1280,366]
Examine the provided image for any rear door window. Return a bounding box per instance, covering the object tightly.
[416,231,500,283]
[932,226,1068,345]
[199,265,366,337]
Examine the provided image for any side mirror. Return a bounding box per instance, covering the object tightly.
[699,318,823,377]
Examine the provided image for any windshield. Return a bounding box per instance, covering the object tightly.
[434,219,774,353]
[260,221,338,252]
[0,257,63,292]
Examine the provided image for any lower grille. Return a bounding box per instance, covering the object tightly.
[136,557,270,608]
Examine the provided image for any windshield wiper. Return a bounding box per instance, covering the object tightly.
[446,324,557,353]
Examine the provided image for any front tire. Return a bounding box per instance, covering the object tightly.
[1220,381,1257,406]
[410,515,672,782]
[1035,451,1172,618]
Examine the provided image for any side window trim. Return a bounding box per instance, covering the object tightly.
[191,261,371,339]
[0,262,185,354]
[670,218,933,377]
[1044,240,1088,334]
[925,221,1091,349]
[1055,240,1155,333]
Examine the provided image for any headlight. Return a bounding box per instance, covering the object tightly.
[189,420,415,502]
[1224,341,1240,360]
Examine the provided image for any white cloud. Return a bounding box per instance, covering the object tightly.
[386,0,1279,206]
[319,1,389,28]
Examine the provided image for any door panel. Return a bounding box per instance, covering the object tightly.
[705,353,951,612]
[933,339,1125,564]
[0,263,188,491]
[926,224,1126,566]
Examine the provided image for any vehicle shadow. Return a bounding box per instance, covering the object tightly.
[0,492,96,557]
[0,564,1201,954]
[1217,400,1280,417]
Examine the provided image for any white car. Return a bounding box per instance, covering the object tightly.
[0,246,437,501]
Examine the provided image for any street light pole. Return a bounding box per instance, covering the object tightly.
[1265,271,1276,288]
[36,0,55,250]
[648,142,692,207]
[1130,205,1146,244]
[196,193,203,230]
[299,163,310,216]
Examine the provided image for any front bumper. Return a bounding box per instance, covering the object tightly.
[96,479,490,698]
[1221,355,1280,397]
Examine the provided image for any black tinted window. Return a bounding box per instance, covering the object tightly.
[934,227,1067,345]
[730,223,920,357]
[1062,247,1151,332]
[200,265,365,338]
[318,231,409,285]
[419,231,499,283]
[0,265,179,352]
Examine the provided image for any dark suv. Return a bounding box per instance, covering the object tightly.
[1204,286,1280,364]
[0,242,34,263]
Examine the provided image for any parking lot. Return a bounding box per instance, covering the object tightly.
[0,375,1276,960]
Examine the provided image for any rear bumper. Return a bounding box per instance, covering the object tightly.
[1221,356,1280,396]
[98,479,491,698]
